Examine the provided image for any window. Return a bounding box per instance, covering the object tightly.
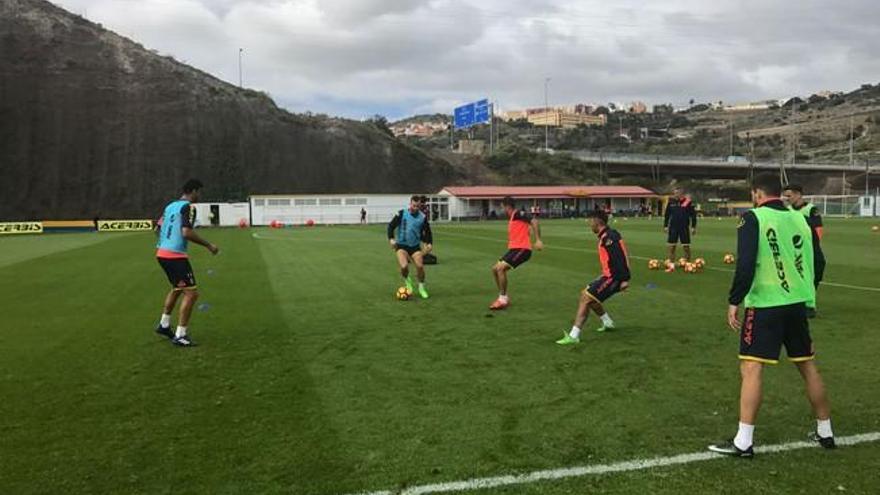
[320,198,342,205]
[345,198,367,205]
[254,199,265,206]
[295,199,317,206]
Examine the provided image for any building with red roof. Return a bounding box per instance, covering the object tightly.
[436,185,658,219]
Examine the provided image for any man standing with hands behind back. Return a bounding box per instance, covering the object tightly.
[664,187,697,262]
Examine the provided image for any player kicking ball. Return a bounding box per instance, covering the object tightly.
[490,196,543,310]
[387,195,433,299]
[557,210,630,345]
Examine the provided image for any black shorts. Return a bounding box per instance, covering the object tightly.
[667,227,691,245]
[395,244,422,256]
[740,303,814,364]
[500,248,532,268]
[585,276,624,302]
[157,257,197,290]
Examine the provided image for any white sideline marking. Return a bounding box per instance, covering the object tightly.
[341,432,880,495]
[439,230,880,293]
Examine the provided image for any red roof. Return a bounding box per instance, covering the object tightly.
[439,185,656,199]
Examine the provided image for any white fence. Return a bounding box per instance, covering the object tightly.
[803,195,866,217]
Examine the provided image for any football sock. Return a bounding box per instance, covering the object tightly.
[499,294,509,303]
[160,313,172,328]
[600,314,614,327]
[817,418,833,438]
[734,422,754,450]
[569,326,581,339]
[419,283,425,289]
[175,326,188,338]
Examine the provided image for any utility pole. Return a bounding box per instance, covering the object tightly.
[791,99,798,166]
[747,131,754,185]
[544,77,551,151]
[729,118,734,157]
[849,116,855,167]
[489,101,495,154]
[238,48,243,88]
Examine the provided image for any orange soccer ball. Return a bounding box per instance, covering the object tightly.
[664,259,676,272]
[395,287,412,301]
[694,258,706,269]
[677,257,688,267]
[648,259,661,270]
[723,253,735,264]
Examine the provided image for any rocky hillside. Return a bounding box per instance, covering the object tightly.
[0,0,459,221]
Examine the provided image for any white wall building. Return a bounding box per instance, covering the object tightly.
[192,202,250,227]
[249,194,452,226]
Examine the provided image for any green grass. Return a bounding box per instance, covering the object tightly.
[1,219,879,494]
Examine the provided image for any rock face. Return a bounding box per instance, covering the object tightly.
[0,0,458,220]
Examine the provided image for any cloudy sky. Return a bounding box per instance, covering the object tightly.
[54,0,880,120]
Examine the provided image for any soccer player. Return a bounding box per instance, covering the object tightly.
[783,184,823,240]
[360,207,367,224]
[709,173,832,458]
[154,179,219,347]
[663,187,697,261]
[489,196,543,310]
[388,195,433,299]
[784,184,825,317]
[556,210,630,344]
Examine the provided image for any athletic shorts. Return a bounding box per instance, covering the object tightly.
[667,228,691,245]
[585,276,624,302]
[395,244,422,256]
[500,248,532,268]
[739,303,814,364]
[157,257,197,290]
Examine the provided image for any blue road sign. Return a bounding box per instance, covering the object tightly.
[454,99,491,129]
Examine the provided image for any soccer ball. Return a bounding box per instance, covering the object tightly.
[648,259,661,270]
[694,258,706,269]
[872,225,879,232]
[684,262,697,273]
[664,259,676,272]
[396,287,412,300]
[677,257,688,267]
[723,253,735,264]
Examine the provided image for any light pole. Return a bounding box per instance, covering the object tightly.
[238,48,243,88]
[544,77,551,151]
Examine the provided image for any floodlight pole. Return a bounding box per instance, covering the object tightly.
[238,48,243,88]
[544,77,551,151]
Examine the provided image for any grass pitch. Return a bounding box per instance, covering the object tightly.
[1,218,879,494]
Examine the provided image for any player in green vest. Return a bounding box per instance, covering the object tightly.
[784,184,826,317]
[709,173,833,458]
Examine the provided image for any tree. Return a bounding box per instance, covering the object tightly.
[367,115,394,137]
[653,104,674,115]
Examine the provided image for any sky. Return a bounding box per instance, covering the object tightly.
[54,0,880,120]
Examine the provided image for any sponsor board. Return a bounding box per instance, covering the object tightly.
[0,222,44,235]
[97,220,153,232]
